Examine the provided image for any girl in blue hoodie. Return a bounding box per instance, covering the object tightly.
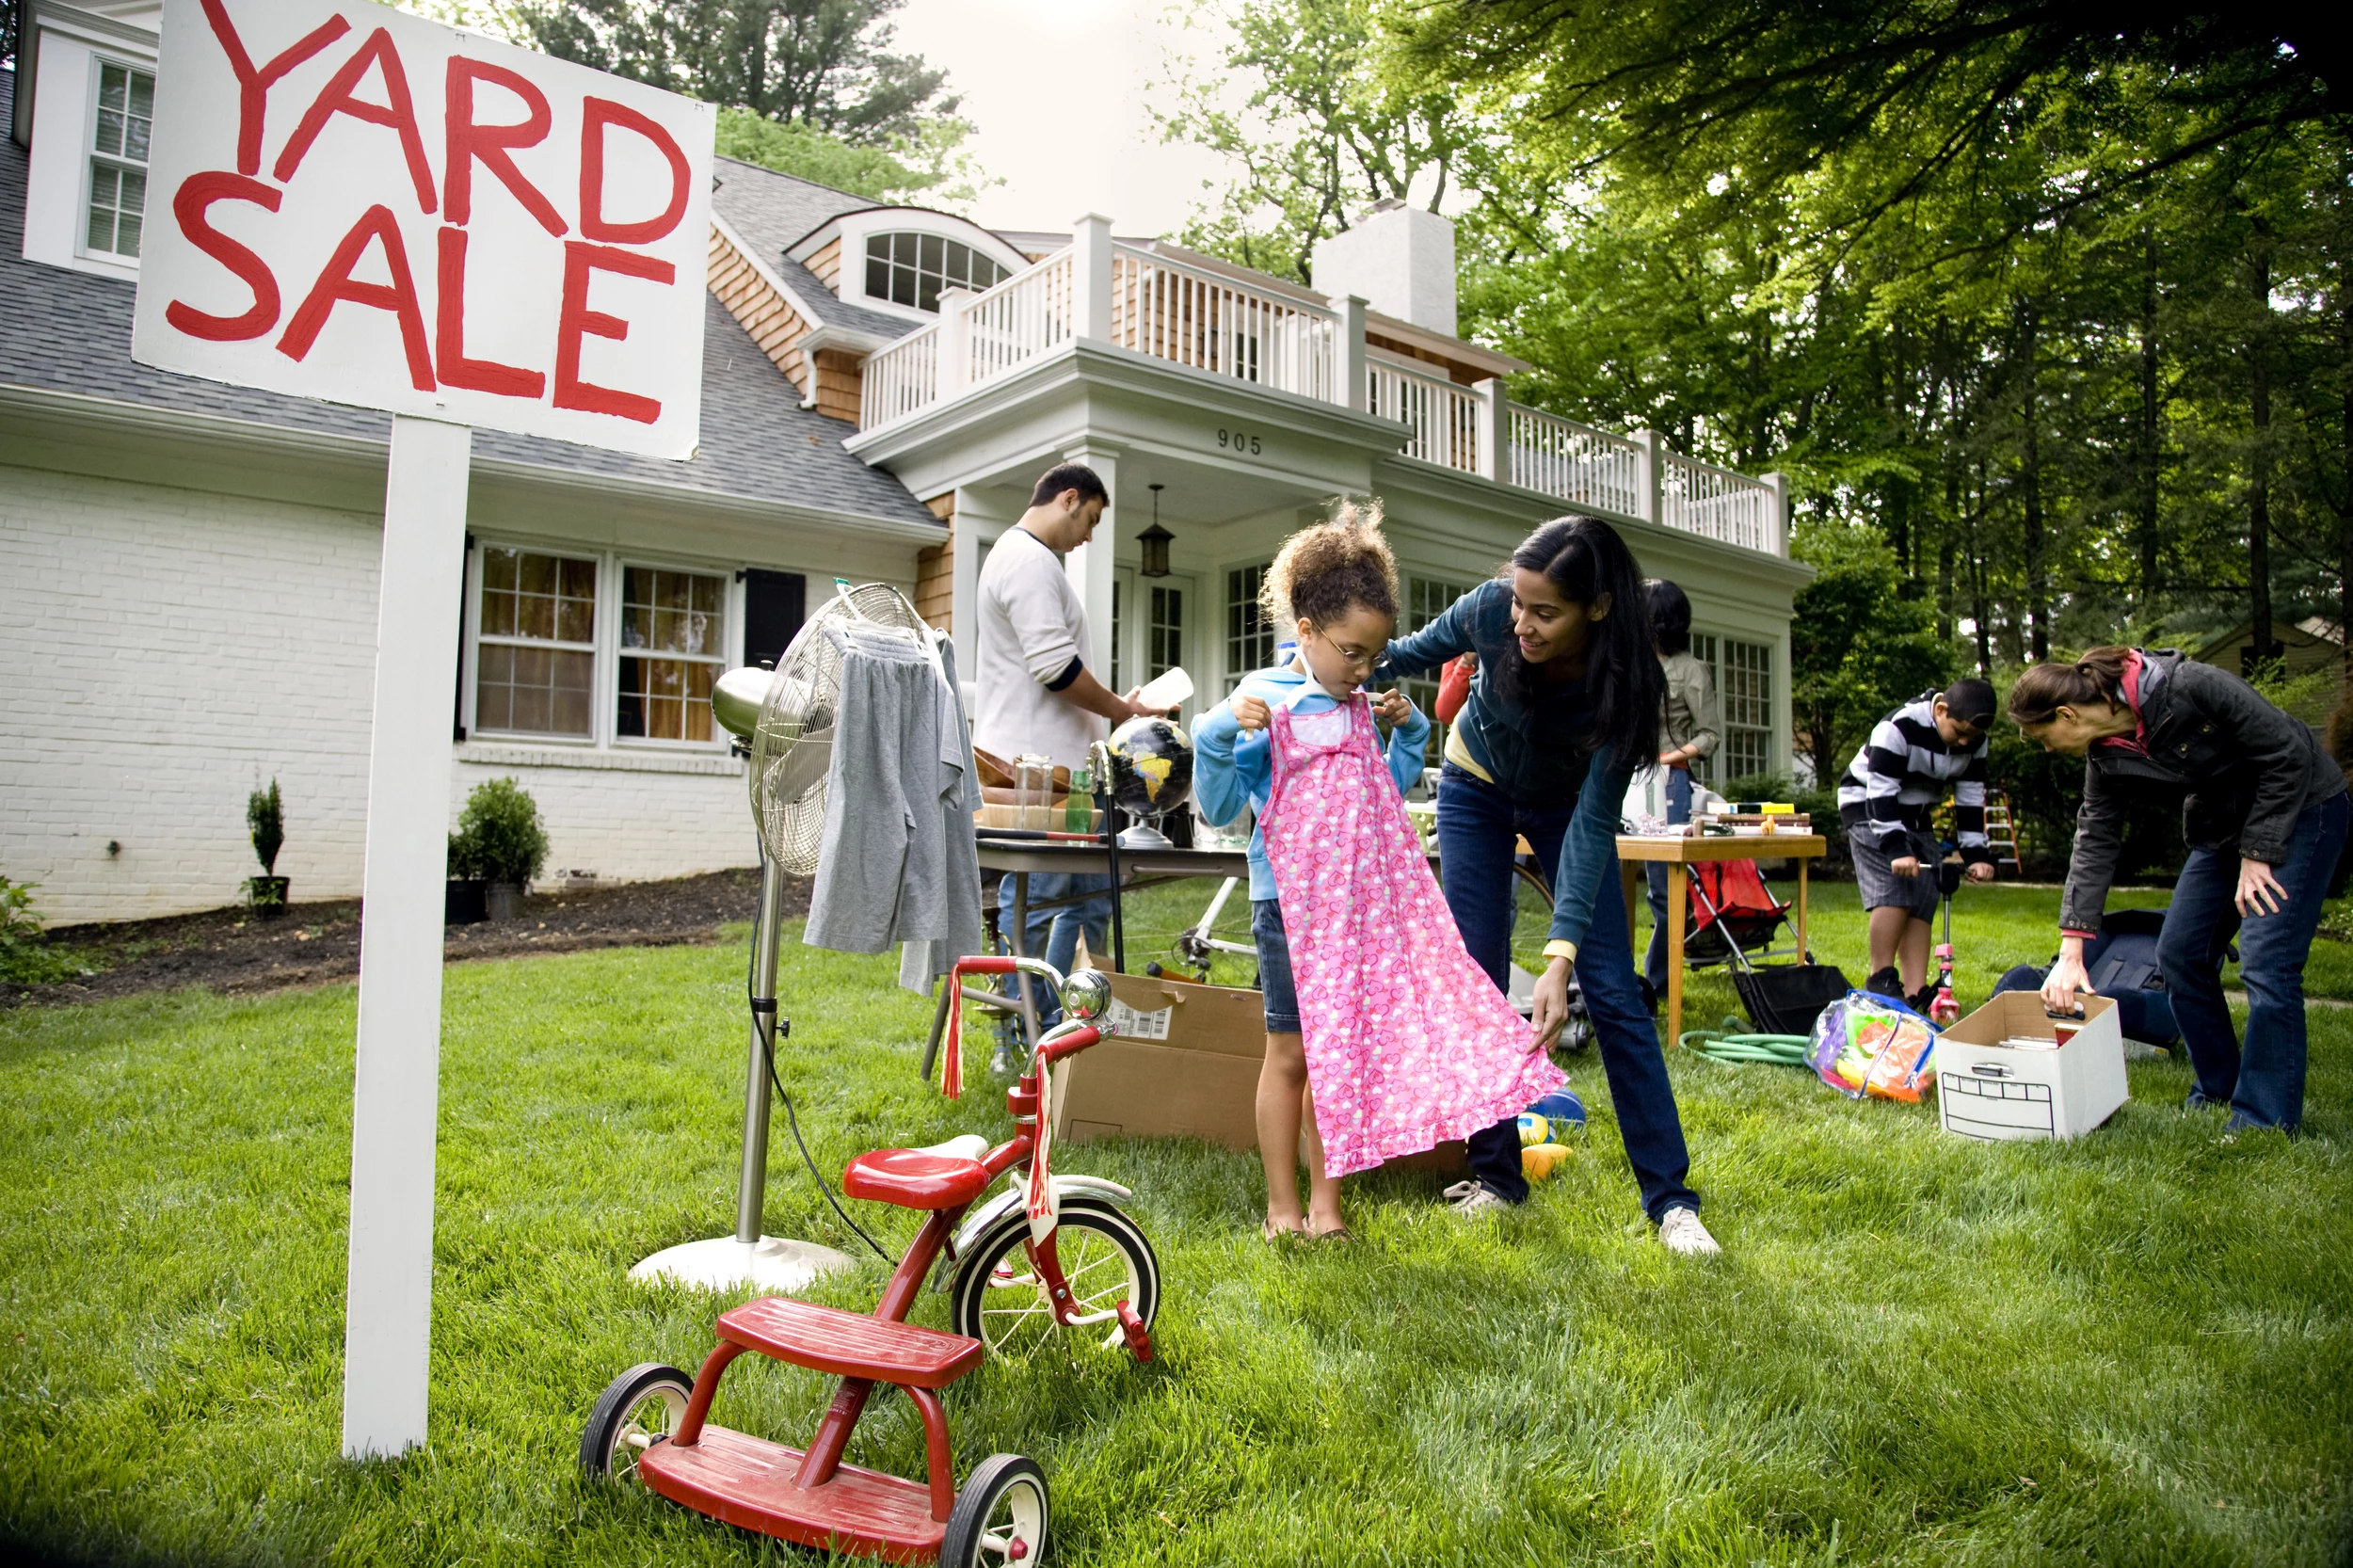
[1193,504,1430,1240]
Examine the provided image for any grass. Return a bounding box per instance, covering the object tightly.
[3,884,2351,1565]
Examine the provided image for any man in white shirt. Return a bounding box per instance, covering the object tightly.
[976,463,1167,1022]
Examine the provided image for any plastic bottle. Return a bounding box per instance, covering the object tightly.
[1065,762,1094,833]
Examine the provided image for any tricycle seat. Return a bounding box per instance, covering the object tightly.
[842,1147,990,1211]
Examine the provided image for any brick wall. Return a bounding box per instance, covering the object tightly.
[0,464,765,924]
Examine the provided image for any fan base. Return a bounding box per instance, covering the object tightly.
[628,1235,857,1293]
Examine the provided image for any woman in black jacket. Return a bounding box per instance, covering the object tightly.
[2009,648,2347,1133]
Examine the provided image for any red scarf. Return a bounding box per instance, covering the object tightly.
[2089,650,2149,757]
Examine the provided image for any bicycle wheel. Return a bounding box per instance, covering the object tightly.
[950,1196,1159,1358]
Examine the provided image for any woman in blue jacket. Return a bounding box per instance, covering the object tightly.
[1382,516,1718,1256]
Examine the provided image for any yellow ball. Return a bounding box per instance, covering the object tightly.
[1522,1143,1574,1182]
[1516,1113,1550,1146]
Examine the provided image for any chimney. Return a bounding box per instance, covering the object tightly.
[1310,200,1456,337]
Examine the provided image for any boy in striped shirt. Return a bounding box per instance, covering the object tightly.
[1836,680,2001,1006]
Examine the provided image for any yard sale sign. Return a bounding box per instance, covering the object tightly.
[133,0,714,460]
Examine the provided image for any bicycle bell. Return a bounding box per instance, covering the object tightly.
[1060,968,1112,1022]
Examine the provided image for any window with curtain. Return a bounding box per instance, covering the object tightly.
[617,566,727,742]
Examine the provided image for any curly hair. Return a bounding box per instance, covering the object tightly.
[1258,498,1400,633]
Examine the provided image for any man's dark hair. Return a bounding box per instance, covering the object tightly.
[1943,678,1997,728]
[1030,463,1108,509]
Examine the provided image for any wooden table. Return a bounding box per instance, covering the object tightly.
[1616,833,1827,1045]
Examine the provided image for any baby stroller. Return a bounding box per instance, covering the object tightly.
[1681,859,1796,967]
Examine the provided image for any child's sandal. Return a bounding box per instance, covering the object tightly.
[1260,1218,1305,1243]
[1307,1224,1357,1245]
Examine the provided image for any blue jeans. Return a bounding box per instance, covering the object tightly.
[1434,764,1698,1218]
[2158,792,2346,1131]
[997,872,1112,1029]
[1642,766,1693,993]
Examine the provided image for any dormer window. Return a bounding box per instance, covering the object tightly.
[85,61,153,260]
[864,232,1008,312]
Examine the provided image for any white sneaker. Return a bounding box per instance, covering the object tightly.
[1657,1208,1721,1256]
[1446,1183,1511,1217]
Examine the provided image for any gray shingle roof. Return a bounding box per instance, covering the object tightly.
[0,69,937,528]
[708,155,914,340]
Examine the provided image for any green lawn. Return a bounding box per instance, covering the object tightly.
[4,886,2351,1565]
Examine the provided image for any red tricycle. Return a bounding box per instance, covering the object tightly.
[583,955,1157,1566]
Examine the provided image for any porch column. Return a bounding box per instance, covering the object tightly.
[1634,428,1664,526]
[1064,444,1118,680]
[1072,214,1114,344]
[950,486,991,708]
[1335,293,1369,412]
[1475,377,1509,484]
[1762,472,1791,558]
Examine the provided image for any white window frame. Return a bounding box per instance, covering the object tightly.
[1401,573,1472,766]
[78,53,152,265]
[1224,561,1277,688]
[788,211,1033,327]
[1689,630,1776,788]
[461,541,743,753]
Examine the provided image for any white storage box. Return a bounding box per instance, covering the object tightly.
[1936,991,2129,1143]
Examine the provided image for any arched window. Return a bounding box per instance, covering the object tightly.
[864,232,1009,312]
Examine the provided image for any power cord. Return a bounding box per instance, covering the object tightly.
[746,939,893,1263]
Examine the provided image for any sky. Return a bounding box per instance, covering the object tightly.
[887,0,1238,237]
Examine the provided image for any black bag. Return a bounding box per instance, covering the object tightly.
[1732,962,1852,1036]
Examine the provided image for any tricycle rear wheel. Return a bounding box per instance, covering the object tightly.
[942,1452,1048,1567]
[580,1362,692,1484]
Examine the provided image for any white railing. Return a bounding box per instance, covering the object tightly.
[1367,356,1481,473]
[1660,449,1780,554]
[963,249,1074,389]
[1110,245,1337,402]
[858,322,937,428]
[1507,405,1645,519]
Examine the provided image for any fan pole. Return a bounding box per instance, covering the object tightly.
[627,846,855,1293]
[734,853,786,1241]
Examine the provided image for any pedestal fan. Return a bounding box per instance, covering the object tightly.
[629,583,940,1293]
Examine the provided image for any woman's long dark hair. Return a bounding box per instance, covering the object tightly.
[1498,516,1661,769]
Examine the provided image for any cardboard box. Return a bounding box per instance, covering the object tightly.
[1936,992,2129,1142]
[1054,960,1467,1174]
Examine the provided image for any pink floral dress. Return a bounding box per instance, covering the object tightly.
[1259,693,1566,1176]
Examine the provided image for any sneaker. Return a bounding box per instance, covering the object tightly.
[1446,1183,1511,1217]
[1657,1207,1721,1256]
[1865,967,1904,1001]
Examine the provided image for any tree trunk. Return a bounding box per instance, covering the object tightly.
[1972,459,1994,676]
[2341,233,2353,680]
[2138,229,2162,606]
[2019,299,2048,660]
[2250,232,2275,676]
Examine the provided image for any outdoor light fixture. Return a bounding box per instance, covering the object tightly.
[1138,484,1174,578]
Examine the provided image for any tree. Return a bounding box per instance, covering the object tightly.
[517,0,954,145]
[1788,519,1955,787]
[713,105,989,208]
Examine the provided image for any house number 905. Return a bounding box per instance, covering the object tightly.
[1216,428,1264,456]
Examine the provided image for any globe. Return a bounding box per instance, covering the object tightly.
[1104,715,1194,822]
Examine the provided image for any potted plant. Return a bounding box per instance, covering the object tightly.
[247,779,289,917]
[450,777,548,921]
[445,828,488,925]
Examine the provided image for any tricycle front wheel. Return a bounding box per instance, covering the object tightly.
[950,1196,1159,1359]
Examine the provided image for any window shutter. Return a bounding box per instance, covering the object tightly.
[744,569,806,669]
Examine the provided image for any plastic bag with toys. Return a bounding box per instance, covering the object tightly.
[1805,990,1940,1102]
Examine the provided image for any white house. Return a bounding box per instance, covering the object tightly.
[2,3,1809,924]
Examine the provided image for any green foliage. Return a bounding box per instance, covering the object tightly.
[447,777,549,887]
[245,779,283,877]
[714,104,990,209]
[0,876,89,986]
[512,0,957,147]
[1789,518,1955,788]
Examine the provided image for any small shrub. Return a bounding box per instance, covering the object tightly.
[247,779,283,875]
[0,876,91,986]
[449,778,549,887]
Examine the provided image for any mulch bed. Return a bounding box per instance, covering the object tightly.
[5,869,809,1010]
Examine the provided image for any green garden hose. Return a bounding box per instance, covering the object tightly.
[1678,1016,1813,1066]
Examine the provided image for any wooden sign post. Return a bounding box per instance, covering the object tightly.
[132,0,714,1456]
